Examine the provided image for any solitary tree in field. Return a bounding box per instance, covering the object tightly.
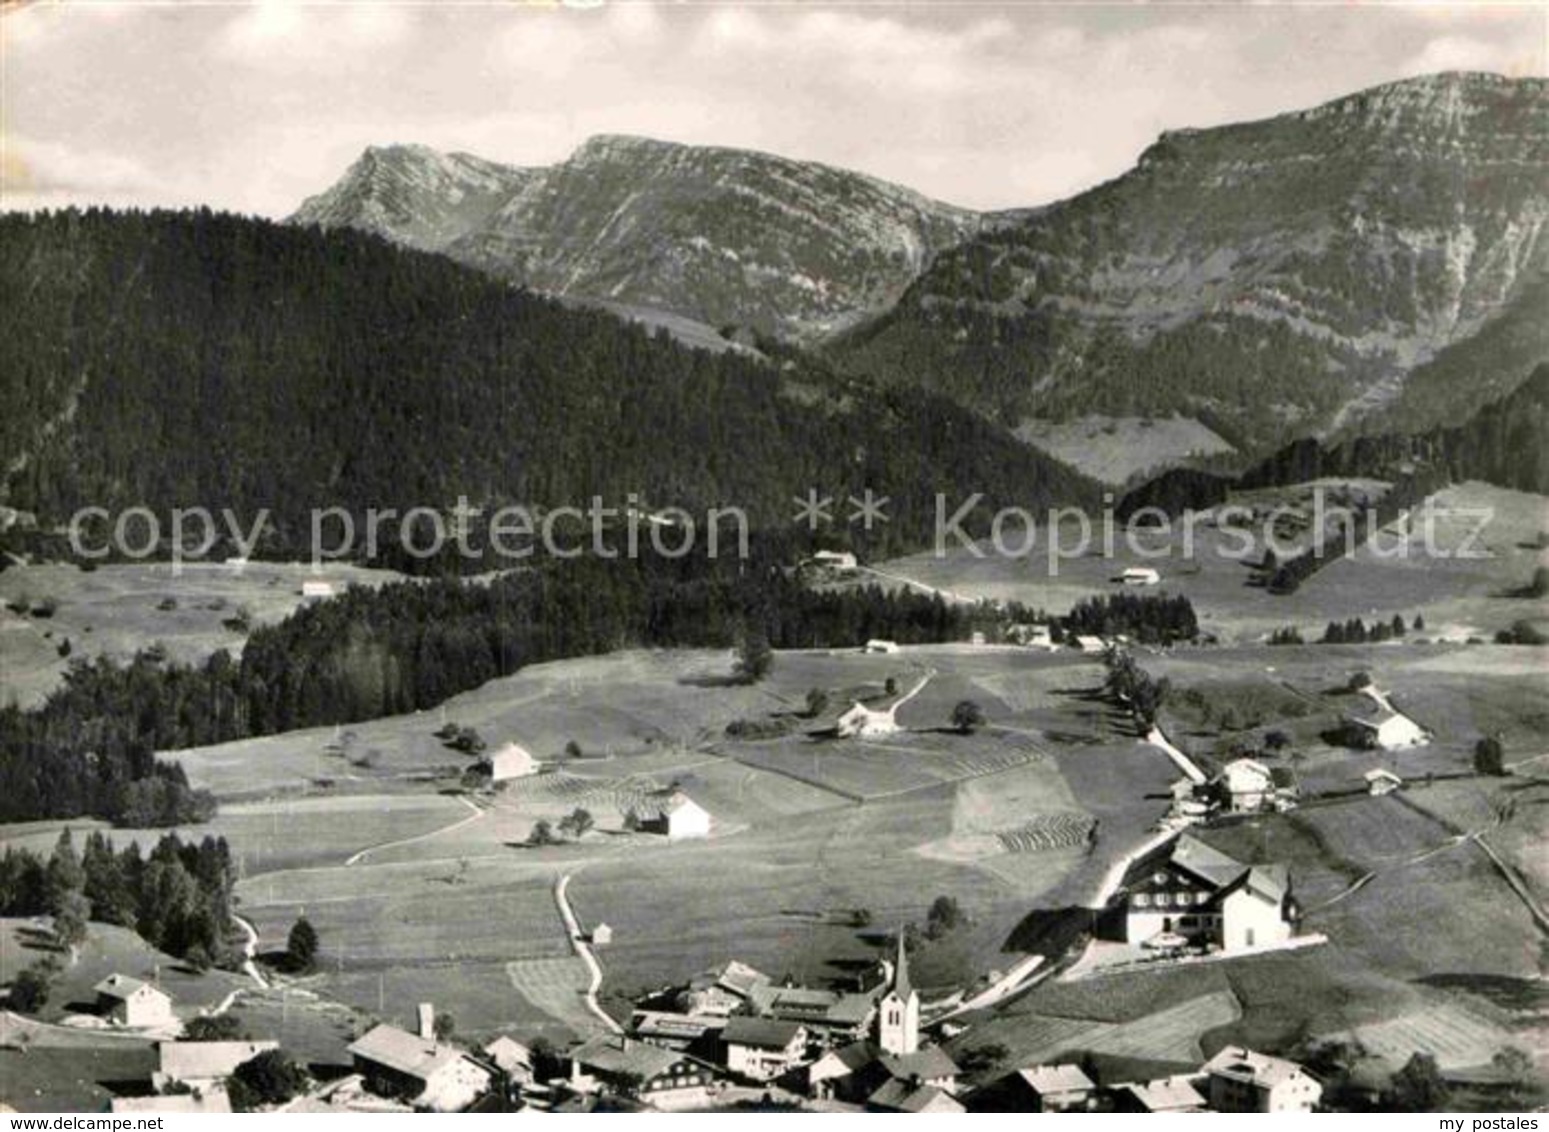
[1384,1053,1449,1112]
[8,965,51,1014]
[286,915,319,972]
[805,688,830,718]
[560,808,594,839]
[951,700,986,734]
[925,895,965,938]
[734,630,773,684]
[1474,735,1506,777]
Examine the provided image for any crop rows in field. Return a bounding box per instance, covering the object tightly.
[997,812,1095,853]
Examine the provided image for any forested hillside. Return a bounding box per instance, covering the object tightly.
[1118,362,1549,517]
[0,208,1096,562]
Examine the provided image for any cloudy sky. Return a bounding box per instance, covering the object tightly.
[2,1,1543,216]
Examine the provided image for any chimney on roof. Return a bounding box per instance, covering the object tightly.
[418,1003,436,1042]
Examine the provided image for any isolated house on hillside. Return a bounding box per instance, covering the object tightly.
[1119,567,1161,586]
[1363,768,1404,796]
[1118,835,1297,953]
[809,550,858,572]
[834,674,931,740]
[1345,705,1427,750]
[864,639,899,654]
[1202,1046,1323,1112]
[301,580,335,601]
[639,790,711,840]
[485,742,539,782]
[94,975,174,1028]
[349,1023,493,1111]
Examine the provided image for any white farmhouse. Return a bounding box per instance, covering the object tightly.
[349,1023,493,1112]
[642,791,711,840]
[1120,835,1296,953]
[1346,706,1428,750]
[1119,567,1161,586]
[484,741,539,782]
[810,550,858,572]
[864,639,900,654]
[1202,1046,1323,1112]
[301,580,336,601]
[154,1040,278,1094]
[95,975,175,1028]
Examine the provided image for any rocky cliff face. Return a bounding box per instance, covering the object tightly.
[292,135,981,341]
[839,72,1549,451]
[292,145,539,253]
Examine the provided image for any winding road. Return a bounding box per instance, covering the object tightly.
[344,795,485,867]
[553,874,623,1035]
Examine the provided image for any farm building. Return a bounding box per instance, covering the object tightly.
[864,639,899,654]
[810,550,858,572]
[301,580,335,601]
[567,1035,715,1109]
[484,742,538,782]
[1119,566,1161,586]
[721,1017,808,1082]
[834,674,930,740]
[1007,623,1056,649]
[1345,705,1428,750]
[1074,635,1106,654]
[1113,1075,1208,1113]
[629,1011,726,1053]
[591,923,613,947]
[975,1063,1095,1112]
[481,1036,534,1082]
[348,1023,493,1112]
[1202,1046,1323,1113]
[639,791,712,840]
[678,960,771,1016]
[746,983,877,1044]
[94,975,175,1028]
[1363,768,1404,796]
[1211,759,1297,813]
[153,1040,278,1094]
[1118,835,1297,953]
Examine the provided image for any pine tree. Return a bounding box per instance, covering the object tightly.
[286,915,319,972]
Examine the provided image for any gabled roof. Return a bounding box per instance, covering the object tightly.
[1017,1063,1095,1095]
[158,1040,278,1082]
[1202,1046,1310,1088]
[569,1035,683,1081]
[722,1016,804,1050]
[1166,835,1252,889]
[630,1011,726,1042]
[1119,1075,1207,1111]
[748,983,875,1026]
[483,1036,534,1074]
[881,1047,958,1082]
[348,1024,467,1082]
[816,1040,880,1074]
[1363,767,1403,783]
[94,974,168,1002]
[868,1079,964,1113]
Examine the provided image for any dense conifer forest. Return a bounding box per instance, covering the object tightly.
[0,209,1097,563]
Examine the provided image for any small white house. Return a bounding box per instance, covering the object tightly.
[301,580,336,601]
[485,741,539,782]
[1347,708,1428,751]
[1120,567,1161,586]
[591,923,614,947]
[1216,759,1276,813]
[864,639,899,654]
[1363,768,1404,796]
[95,975,175,1028]
[1074,635,1106,655]
[645,791,711,841]
[722,1017,808,1082]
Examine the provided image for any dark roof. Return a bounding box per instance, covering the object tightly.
[868,1079,964,1113]
[722,1016,804,1050]
[569,1035,684,1081]
[881,1047,958,1081]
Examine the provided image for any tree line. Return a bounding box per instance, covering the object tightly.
[0,546,1000,824]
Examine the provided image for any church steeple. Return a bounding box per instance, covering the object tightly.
[877,930,920,1055]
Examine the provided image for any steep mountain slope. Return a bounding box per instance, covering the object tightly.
[837,72,1549,455]
[292,135,982,342]
[291,144,538,252]
[0,209,1097,560]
